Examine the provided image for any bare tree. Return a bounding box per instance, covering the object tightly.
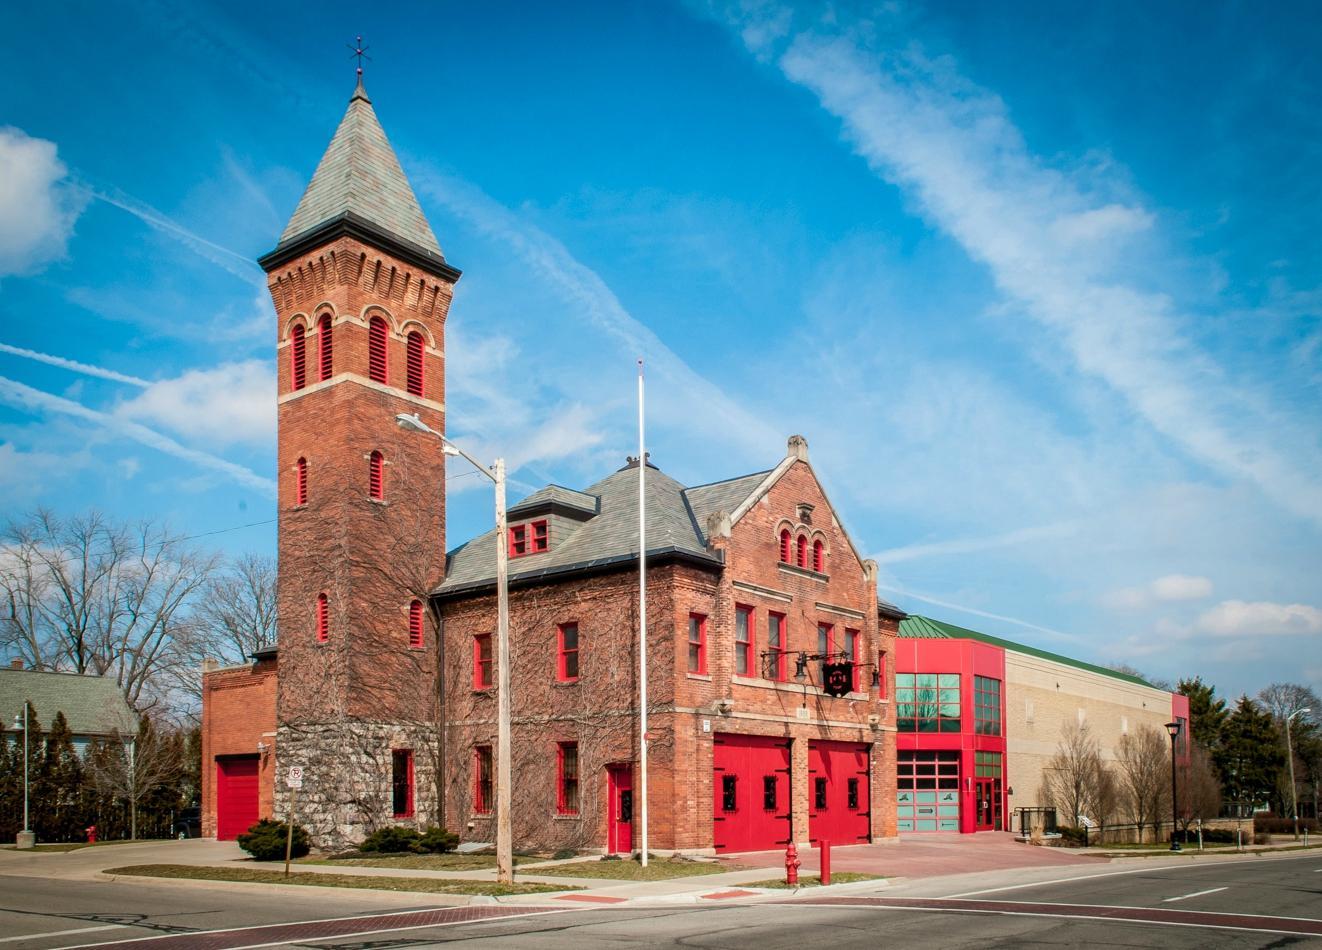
[1,510,219,712]
[85,715,184,840]
[1092,765,1121,841]
[194,554,277,662]
[1178,741,1222,833]
[1117,725,1171,842]
[1042,720,1101,827]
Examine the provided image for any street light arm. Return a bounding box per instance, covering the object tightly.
[395,413,494,484]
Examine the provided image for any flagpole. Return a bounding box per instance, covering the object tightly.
[637,358,649,867]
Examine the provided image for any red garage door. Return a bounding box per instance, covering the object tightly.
[713,734,791,853]
[216,755,260,841]
[808,740,871,845]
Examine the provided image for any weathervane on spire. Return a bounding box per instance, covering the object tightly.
[348,36,370,77]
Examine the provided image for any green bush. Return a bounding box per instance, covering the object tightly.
[552,848,578,860]
[237,819,310,861]
[1056,825,1088,847]
[359,826,421,853]
[415,827,459,854]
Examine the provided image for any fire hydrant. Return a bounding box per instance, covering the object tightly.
[785,840,801,886]
[86,825,97,844]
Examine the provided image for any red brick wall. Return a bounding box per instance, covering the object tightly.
[200,658,278,838]
[268,237,454,728]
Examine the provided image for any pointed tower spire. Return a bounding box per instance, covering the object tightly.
[260,78,456,280]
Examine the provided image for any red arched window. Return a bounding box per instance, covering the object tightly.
[796,534,808,568]
[369,316,388,383]
[779,529,791,563]
[812,539,824,573]
[408,600,424,648]
[369,450,384,500]
[295,457,307,506]
[406,331,424,396]
[318,314,333,381]
[291,324,306,391]
[316,593,329,643]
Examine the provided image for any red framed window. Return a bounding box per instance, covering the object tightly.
[391,749,415,818]
[877,649,888,698]
[779,528,791,563]
[317,314,333,381]
[845,627,860,691]
[556,742,579,814]
[295,456,307,506]
[818,622,834,656]
[316,593,328,643]
[368,315,388,383]
[369,450,384,500]
[509,520,548,557]
[473,745,492,814]
[766,611,788,681]
[557,622,579,682]
[473,633,492,689]
[406,331,424,396]
[797,534,808,568]
[812,539,824,573]
[408,600,424,649]
[291,324,306,390]
[734,605,753,676]
[687,613,707,674]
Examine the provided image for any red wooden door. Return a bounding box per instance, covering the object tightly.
[607,765,633,854]
[216,755,259,841]
[808,740,871,845]
[712,734,791,852]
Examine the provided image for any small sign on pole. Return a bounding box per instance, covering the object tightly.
[284,767,303,877]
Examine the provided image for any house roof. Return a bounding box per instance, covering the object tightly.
[0,669,137,737]
[275,78,444,261]
[898,615,1156,688]
[438,460,736,597]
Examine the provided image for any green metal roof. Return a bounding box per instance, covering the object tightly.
[898,615,1155,688]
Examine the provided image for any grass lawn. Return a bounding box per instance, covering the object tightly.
[105,864,577,896]
[1100,842,1236,850]
[745,872,881,889]
[305,853,505,871]
[528,856,747,881]
[2,840,147,853]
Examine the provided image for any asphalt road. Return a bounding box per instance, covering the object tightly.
[0,851,1318,949]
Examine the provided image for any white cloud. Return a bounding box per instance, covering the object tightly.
[0,127,87,276]
[873,521,1077,565]
[1195,600,1322,638]
[1104,573,1214,609]
[115,360,274,449]
[0,375,274,497]
[711,5,1322,529]
[0,342,149,387]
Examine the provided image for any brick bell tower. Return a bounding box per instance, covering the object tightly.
[258,75,459,847]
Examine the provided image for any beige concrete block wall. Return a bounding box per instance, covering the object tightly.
[1006,650,1173,822]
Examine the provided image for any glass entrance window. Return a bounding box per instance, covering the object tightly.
[975,751,1003,831]
[896,673,961,732]
[974,676,1002,736]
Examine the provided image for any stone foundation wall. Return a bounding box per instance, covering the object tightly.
[275,719,440,850]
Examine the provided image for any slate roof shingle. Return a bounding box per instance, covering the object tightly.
[0,669,137,737]
[276,78,444,259]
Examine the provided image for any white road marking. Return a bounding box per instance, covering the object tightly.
[1163,886,1227,903]
[219,910,573,950]
[0,926,127,944]
[941,850,1322,898]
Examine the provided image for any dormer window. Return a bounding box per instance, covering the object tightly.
[509,519,549,558]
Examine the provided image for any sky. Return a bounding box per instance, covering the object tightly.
[3,0,1319,702]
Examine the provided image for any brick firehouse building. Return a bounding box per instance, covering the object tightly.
[200,78,900,852]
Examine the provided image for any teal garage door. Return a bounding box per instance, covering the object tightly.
[897,750,959,832]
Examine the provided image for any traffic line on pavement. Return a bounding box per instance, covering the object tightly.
[60,906,569,950]
[1163,887,1227,903]
[0,926,128,944]
[782,896,1322,937]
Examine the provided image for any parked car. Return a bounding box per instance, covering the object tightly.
[173,806,201,839]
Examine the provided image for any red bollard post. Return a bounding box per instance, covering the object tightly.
[820,838,831,886]
[785,840,801,886]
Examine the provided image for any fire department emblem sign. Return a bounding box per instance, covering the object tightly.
[822,662,852,697]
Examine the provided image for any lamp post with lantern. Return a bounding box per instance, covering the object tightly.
[1165,720,1182,852]
[12,707,34,849]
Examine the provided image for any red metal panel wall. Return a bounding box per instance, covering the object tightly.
[712,734,791,852]
[808,740,871,845]
[216,756,260,841]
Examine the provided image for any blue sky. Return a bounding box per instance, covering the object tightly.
[3,0,1319,700]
